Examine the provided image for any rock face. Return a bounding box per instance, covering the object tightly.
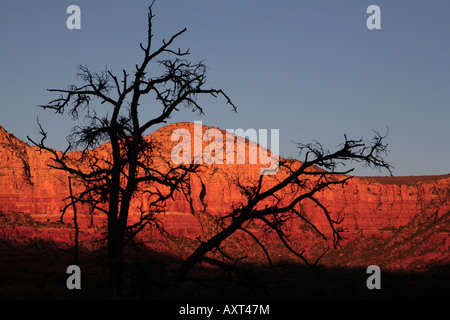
[0,123,449,259]
[0,126,69,215]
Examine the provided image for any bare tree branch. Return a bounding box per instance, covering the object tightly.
[168,130,392,296]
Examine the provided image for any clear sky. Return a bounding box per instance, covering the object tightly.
[0,0,449,176]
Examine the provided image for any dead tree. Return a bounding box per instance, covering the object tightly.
[28,2,235,299]
[169,131,392,296]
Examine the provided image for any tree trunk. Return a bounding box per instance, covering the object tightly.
[108,224,124,299]
[108,181,135,299]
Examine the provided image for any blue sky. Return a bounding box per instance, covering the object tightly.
[0,0,449,176]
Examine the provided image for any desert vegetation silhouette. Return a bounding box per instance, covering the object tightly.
[29,2,392,299]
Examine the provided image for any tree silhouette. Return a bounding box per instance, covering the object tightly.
[29,2,235,299]
[169,131,392,296]
[28,3,392,299]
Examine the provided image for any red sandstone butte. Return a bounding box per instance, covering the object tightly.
[0,123,449,242]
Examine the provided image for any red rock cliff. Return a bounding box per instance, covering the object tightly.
[0,123,449,240]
